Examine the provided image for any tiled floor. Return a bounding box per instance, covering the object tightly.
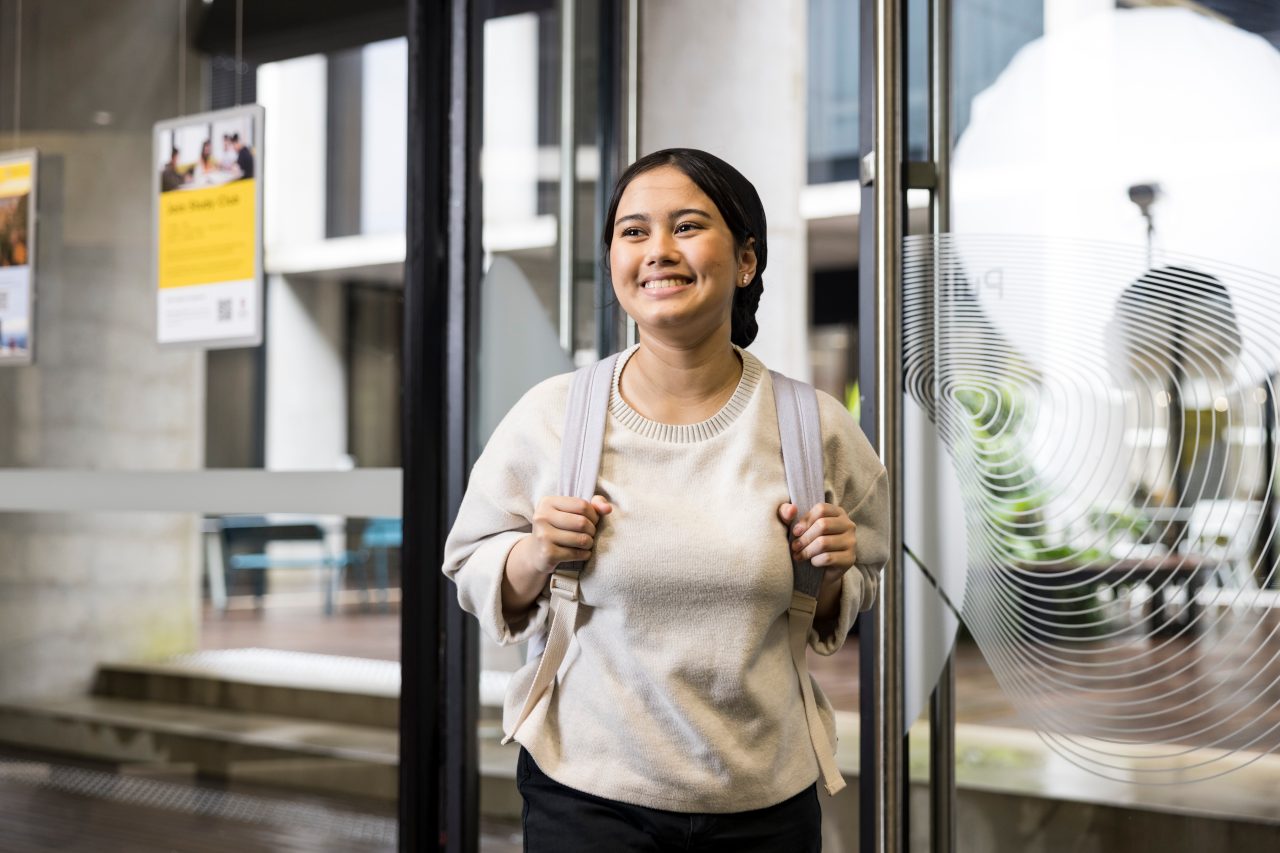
[0,745,521,853]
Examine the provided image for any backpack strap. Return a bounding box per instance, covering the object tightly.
[502,353,619,745]
[771,370,846,796]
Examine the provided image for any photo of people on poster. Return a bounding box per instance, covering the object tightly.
[156,115,257,193]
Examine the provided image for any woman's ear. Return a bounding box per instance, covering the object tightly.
[738,237,757,287]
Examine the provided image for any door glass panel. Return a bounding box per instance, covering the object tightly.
[450,0,883,842]
[472,2,569,843]
[934,0,1280,843]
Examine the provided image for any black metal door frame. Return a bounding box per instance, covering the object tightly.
[401,0,481,851]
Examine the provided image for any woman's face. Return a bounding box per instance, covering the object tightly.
[609,165,755,346]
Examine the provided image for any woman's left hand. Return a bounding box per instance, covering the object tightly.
[777,502,857,581]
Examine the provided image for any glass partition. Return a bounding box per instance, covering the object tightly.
[0,1,406,847]
[0,509,399,848]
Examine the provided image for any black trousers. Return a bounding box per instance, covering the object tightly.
[516,748,822,853]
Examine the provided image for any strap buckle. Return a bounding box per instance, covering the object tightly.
[549,574,580,602]
[789,590,817,616]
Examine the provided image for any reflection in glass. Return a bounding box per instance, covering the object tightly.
[904,234,1280,785]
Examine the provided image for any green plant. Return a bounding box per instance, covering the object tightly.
[953,384,1103,565]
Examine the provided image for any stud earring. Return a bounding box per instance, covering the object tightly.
[742,274,749,284]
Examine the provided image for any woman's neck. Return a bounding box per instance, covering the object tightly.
[619,337,744,426]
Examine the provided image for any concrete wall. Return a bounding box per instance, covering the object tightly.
[0,0,205,700]
[639,0,811,381]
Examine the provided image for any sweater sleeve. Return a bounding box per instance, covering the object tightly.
[441,376,568,646]
[808,390,891,655]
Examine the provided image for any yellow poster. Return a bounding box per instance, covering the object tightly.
[0,150,36,365]
[157,179,256,289]
[0,160,32,198]
[154,105,263,347]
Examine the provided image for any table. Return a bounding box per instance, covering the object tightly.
[1016,554,1218,636]
[203,515,346,614]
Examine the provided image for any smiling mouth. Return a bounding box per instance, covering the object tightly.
[641,278,693,290]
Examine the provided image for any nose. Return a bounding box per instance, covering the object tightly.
[643,229,680,268]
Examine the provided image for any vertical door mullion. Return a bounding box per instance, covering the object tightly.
[400,0,452,850]
[401,0,481,850]
[857,0,880,848]
[443,0,484,850]
[558,0,578,356]
[860,0,880,845]
[594,0,624,358]
[860,0,909,850]
[926,0,956,849]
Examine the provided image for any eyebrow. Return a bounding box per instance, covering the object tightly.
[615,208,714,227]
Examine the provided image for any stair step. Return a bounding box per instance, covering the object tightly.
[0,695,398,802]
[95,649,400,729]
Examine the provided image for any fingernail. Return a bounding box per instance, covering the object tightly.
[793,524,803,535]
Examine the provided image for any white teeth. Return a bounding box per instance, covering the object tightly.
[642,279,691,289]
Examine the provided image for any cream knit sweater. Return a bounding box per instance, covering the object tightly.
[442,345,889,813]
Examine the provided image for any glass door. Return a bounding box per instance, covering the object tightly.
[890,0,1280,850]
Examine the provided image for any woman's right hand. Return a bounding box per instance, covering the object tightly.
[501,495,612,618]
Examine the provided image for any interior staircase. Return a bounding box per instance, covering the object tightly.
[0,650,390,805]
[0,649,523,814]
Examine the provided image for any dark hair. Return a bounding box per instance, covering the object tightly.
[602,148,767,347]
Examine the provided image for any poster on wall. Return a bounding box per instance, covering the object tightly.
[153,105,264,348]
[0,149,36,366]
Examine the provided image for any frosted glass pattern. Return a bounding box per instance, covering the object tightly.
[905,233,1280,783]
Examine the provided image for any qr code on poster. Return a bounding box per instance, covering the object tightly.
[217,299,232,322]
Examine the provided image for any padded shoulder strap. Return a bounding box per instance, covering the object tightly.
[770,370,826,598]
[771,370,846,796]
[503,353,618,745]
[561,353,619,498]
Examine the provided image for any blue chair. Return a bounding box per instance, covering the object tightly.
[219,516,352,615]
[354,517,402,612]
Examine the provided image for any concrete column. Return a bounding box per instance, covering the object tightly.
[481,13,540,225]
[360,38,408,236]
[265,274,348,471]
[639,0,810,380]
[257,54,327,248]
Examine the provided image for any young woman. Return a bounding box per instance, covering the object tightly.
[443,148,888,851]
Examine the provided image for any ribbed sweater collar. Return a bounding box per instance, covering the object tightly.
[608,344,763,443]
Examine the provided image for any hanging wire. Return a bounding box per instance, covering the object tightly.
[12,0,22,148]
[178,0,187,115]
[235,0,244,106]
